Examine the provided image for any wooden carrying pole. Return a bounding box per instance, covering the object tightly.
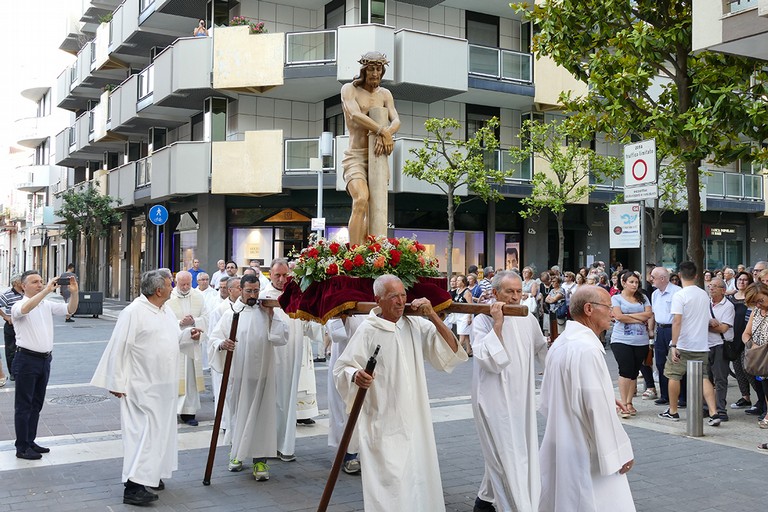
[259,300,528,318]
[317,345,381,512]
[202,311,240,486]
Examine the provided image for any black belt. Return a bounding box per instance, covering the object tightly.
[16,347,52,359]
[657,323,672,329]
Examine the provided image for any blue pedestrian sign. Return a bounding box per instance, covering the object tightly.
[149,205,169,226]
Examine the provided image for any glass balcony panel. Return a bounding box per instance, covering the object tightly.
[286,31,336,65]
[284,139,336,174]
[136,158,152,188]
[725,172,743,197]
[501,50,532,82]
[745,174,763,199]
[468,45,499,77]
[138,66,154,99]
[729,0,758,13]
[707,170,725,197]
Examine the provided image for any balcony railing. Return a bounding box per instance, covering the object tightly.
[468,44,532,83]
[138,65,154,100]
[136,157,152,188]
[284,138,336,174]
[591,172,625,190]
[486,150,531,183]
[285,30,337,65]
[707,171,763,200]
[728,0,758,13]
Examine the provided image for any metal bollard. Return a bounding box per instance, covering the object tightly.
[686,360,704,437]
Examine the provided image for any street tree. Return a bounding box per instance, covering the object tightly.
[403,117,513,280]
[512,0,768,276]
[508,118,621,270]
[55,182,122,289]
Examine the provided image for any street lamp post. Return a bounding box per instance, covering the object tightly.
[312,131,334,239]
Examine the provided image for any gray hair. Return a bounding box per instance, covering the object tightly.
[141,269,171,297]
[491,270,521,291]
[270,257,289,270]
[219,276,230,285]
[10,273,22,285]
[226,277,241,290]
[569,285,606,320]
[373,274,402,297]
[198,272,209,280]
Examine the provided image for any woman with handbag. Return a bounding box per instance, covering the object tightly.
[545,275,566,336]
[742,282,768,431]
[610,270,653,418]
[728,271,755,410]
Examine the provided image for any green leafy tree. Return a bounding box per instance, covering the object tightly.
[513,0,768,276]
[508,118,621,270]
[403,117,514,280]
[55,183,122,289]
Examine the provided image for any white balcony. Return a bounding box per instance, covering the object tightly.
[150,142,211,201]
[284,139,336,174]
[108,161,137,207]
[286,30,337,66]
[15,116,56,148]
[16,165,59,193]
[337,25,396,83]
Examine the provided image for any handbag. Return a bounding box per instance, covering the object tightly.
[555,300,568,320]
[744,339,768,376]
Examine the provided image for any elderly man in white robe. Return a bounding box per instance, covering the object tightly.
[260,258,318,462]
[334,274,468,512]
[91,269,202,506]
[471,271,548,512]
[207,276,241,430]
[167,270,209,426]
[539,285,635,512]
[208,274,287,481]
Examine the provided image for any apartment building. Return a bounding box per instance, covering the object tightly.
[47,0,768,300]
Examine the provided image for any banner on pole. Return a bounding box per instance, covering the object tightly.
[609,203,641,249]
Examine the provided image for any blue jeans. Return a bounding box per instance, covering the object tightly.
[12,350,51,452]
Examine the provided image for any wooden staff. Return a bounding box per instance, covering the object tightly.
[317,345,380,512]
[202,311,240,486]
[260,299,528,318]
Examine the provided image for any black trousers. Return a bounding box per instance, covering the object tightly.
[4,322,16,375]
[13,350,51,452]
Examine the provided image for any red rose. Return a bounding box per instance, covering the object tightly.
[329,242,340,255]
[388,237,399,247]
[307,247,319,258]
[415,242,425,252]
[389,249,401,266]
[326,263,338,275]
[353,254,365,267]
[366,235,377,243]
[367,243,381,253]
[343,259,354,272]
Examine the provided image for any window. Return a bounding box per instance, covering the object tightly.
[204,97,228,142]
[35,139,49,165]
[324,95,345,137]
[466,11,499,47]
[361,0,385,25]
[325,0,345,29]
[466,104,499,141]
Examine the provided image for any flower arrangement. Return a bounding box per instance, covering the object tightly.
[229,16,267,34]
[290,234,440,292]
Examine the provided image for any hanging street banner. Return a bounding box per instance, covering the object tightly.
[609,203,641,249]
[624,139,658,201]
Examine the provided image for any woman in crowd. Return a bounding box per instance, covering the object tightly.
[609,271,621,296]
[454,275,474,356]
[573,273,586,294]
[561,271,577,299]
[521,266,540,317]
[545,275,566,335]
[743,283,768,435]
[729,271,755,410]
[467,273,481,302]
[703,270,714,291]
[598,273,611,292]
[610,270,653,418]
[670,273,681,287]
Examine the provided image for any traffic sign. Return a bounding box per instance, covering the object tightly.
[625,183,659,202]
[624,138,657,185]
[149,205,169,226]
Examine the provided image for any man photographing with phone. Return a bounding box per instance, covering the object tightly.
[12,270,78,460]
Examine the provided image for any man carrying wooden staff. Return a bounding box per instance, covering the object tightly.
[333,274,468,512]
[207,274,288,481]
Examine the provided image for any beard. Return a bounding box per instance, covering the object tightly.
[246,297,259,307]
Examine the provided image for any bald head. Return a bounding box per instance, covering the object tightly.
[176,271,192,293]
[569,285,608,320]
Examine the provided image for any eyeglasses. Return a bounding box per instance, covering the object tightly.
[588,302,612,309]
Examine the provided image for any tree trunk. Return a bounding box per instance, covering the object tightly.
[685,158,704,284]
[556,211,565,271]
[647,200,662,266]
[446,188,455,285]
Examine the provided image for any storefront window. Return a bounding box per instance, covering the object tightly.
[392,229,484,275]
[494,232,521,271]
[231,228,275,268]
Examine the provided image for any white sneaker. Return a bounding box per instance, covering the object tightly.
[228,458,243,472]
[642,388,658,400]
[253,461,270,481]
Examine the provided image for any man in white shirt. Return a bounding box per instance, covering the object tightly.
[650,267,683,406]
[12,270,79,460]
[707,277,735,421]
[658,261,721,426]
[723,267,737,296]
[210,260,226,290]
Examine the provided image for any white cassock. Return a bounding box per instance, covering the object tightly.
[333,308,468,512]
[325,317,362,452]
[539,320,635,512]
[166,288,209,416]
[298,322,320,420]
[471,311,548,512]
[208,299,287,460]
[206,298,239,430]
[199,287,219,370]
[260,282,318,456]
[91,295,195,486]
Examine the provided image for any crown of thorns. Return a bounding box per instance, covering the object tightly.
[358,52,389,67]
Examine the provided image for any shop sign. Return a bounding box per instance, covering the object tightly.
[609,203,641,249]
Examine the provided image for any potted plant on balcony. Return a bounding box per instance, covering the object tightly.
[229,16,267,34]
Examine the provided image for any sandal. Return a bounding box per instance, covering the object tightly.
[759,418,768,429]
[758,443,768,450]
[0,376,5,388]
[617,407,631,419]
[627,404,637,416]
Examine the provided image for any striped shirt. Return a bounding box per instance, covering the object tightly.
[0,287,23,321]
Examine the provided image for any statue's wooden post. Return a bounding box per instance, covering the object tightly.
[368,106,389,238]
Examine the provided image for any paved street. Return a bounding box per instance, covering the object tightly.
[0,300,766,511]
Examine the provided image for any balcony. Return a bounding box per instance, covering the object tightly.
[212,131,283,195]
[16,165,59,193]
[213,27,285,94]
[150,142,210,201]
[15,116,55,148]
[692,0,768,60]
[108,161,137,207]
[284,139,336,174]
[151,36,218,109]
[286,30,336,66]
[706,171,763,200]
[468,45,532,84]
[391,137,463,195]
[728,0,759,13]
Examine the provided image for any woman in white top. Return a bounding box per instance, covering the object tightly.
[454,275,474,356]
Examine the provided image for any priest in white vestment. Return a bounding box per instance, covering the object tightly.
[206,277,241,432]
[260,258,318,461]
[334,275,468,512]
[167,271,209,426]
[539,285,635,512]
[471,271,548,512]
[91,269,201,506]
[208,274,287,480]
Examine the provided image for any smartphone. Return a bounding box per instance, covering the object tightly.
[57,277,71,286]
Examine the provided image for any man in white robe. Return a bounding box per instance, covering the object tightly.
[208,274,287,481]
[207,277,241,431]
[334,274,468,512]
[91,269,201,506]
[166,271,209,426]
[539,285,635,512]
[471,271,548,512]
[260,258,318,462]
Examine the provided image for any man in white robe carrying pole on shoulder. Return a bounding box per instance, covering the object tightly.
[91,269,202,506]
[471,271,548,512]
[333,274,468,512]
[539,285,635,512]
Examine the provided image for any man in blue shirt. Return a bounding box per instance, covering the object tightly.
[187,259,205,288]
[650,267,682,407]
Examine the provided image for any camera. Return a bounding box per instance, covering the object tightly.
[57,277,71,286]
